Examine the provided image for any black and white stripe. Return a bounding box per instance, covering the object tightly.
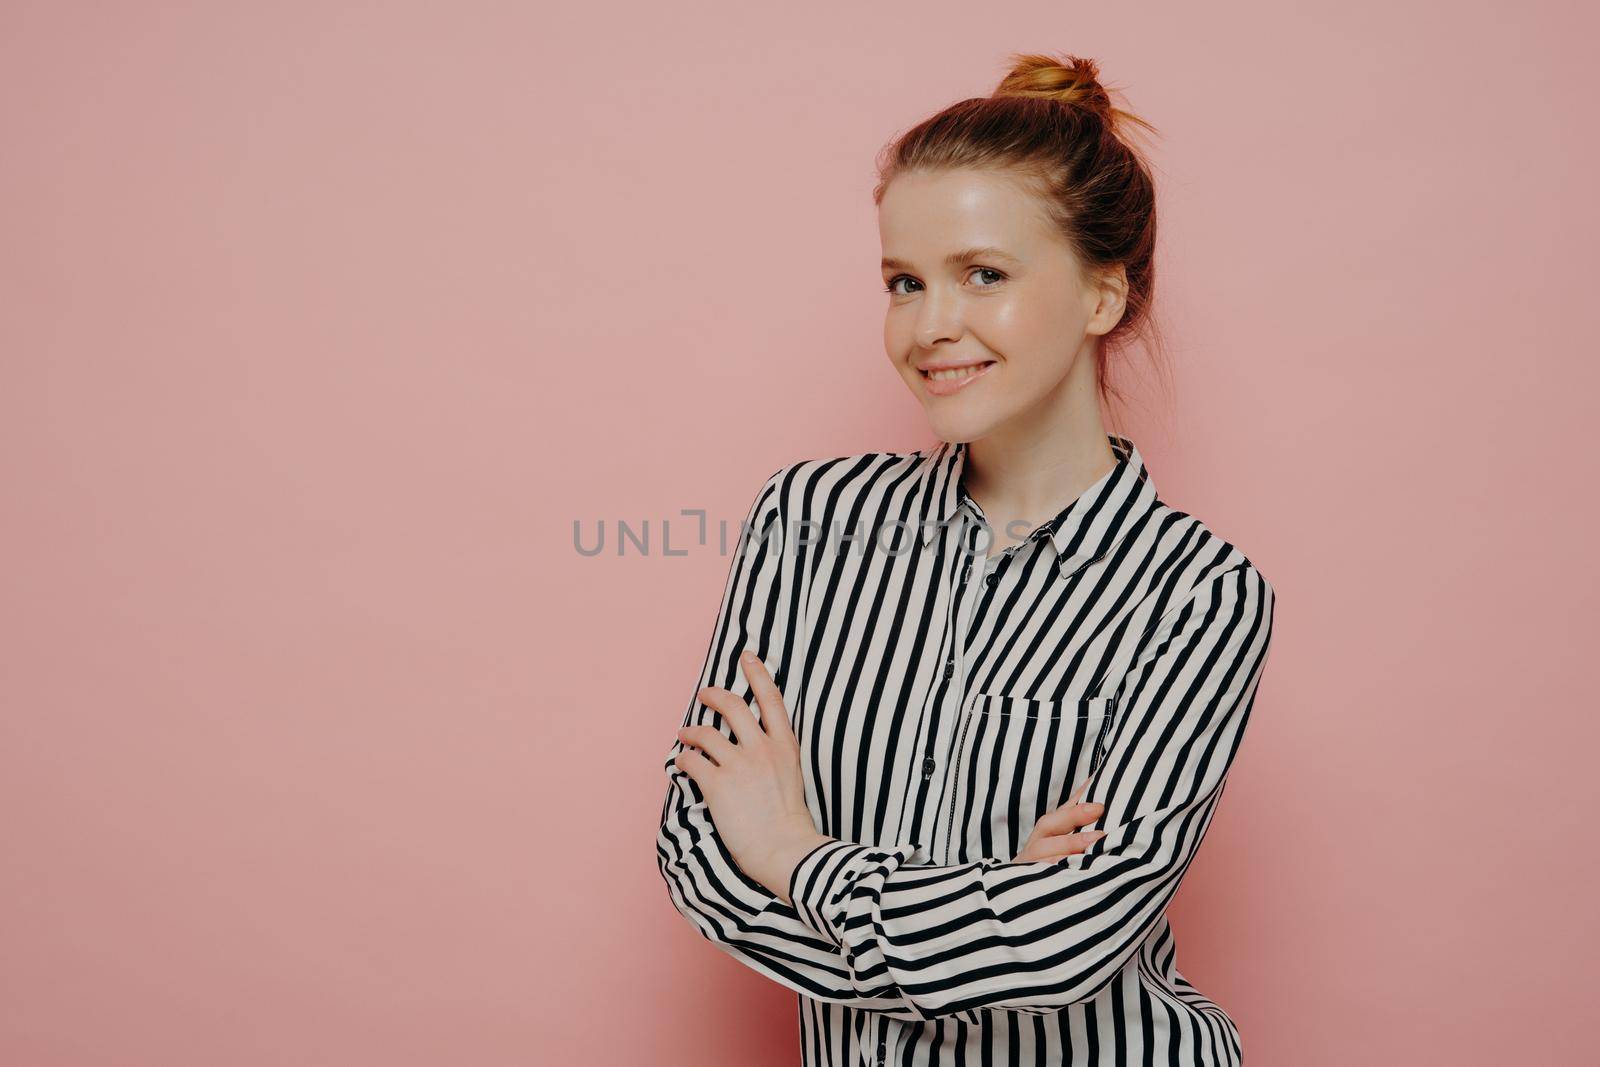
[658,434,1276,1066]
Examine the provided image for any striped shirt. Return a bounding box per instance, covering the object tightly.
[657,433,1276,1066]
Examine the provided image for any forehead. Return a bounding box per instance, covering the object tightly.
[878,168,1056,265]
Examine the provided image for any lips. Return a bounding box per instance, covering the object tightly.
[920,360,994,377]
[920,360,997,396]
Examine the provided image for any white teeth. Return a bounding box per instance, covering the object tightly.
[927,364,990,381]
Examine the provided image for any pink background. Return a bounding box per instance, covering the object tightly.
[3,1,1596,1063]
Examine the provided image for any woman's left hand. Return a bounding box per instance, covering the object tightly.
[675,650,832,905]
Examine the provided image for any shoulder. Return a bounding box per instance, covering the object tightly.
[1142,498,1276,619]
[757,449,927,520]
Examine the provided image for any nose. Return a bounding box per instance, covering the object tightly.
[913,288,964,349]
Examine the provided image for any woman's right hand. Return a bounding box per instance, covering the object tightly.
[1014,774,1106,862]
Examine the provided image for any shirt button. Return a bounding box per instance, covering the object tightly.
[984,572,998,587]
[921,756,936,779]
[943,661,955,680]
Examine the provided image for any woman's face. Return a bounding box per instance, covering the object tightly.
[878,167,1124,443]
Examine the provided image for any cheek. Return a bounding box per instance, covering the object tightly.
[988,291,1083,352]
[883,311,915,364]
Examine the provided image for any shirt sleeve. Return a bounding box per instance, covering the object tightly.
[784,563,1277,1020]
[654,466,928,1019]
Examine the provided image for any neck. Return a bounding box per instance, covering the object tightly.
[961,356,1118,526]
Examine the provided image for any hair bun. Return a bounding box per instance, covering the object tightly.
[993,52,1116,124]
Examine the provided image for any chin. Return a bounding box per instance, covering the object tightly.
[922,408,997,445]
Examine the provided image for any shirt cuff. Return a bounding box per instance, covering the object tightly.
[788,839,925,947]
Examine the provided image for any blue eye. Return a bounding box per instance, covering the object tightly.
[883,267,1006,295]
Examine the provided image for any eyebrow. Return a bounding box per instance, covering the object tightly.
[881,245,1023,273]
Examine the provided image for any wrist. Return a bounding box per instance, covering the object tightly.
[757,830,835,905]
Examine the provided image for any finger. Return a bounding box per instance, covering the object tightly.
[673,746,717,786]
[742,651,796,743]
[678,724,737,766]
[1039,830,1108,859]
[697,685,762,747]
[1068,772,1097,806]
[1033,798,1105,836]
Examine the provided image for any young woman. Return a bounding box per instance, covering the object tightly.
[656,54,1276,1067]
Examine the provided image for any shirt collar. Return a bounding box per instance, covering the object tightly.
[914,433,1158,579]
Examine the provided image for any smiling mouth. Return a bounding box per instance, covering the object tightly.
[921,362,996,382]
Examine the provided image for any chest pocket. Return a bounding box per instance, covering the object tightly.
[946,694,1116,863]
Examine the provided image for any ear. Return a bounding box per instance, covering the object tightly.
[1084,263,1129,337]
